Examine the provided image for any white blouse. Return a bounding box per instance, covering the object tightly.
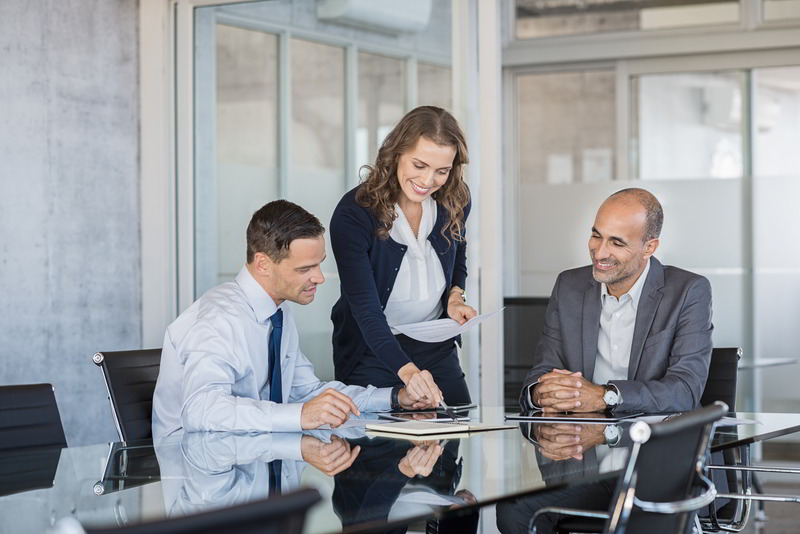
[384,196,447,333]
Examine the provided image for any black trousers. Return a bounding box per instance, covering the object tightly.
[346,335,472,405]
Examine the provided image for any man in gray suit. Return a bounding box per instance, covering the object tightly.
[520,188,713,415]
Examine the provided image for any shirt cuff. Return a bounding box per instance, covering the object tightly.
[271,402,304,432]
[363,387,393,412]
[524,382,542,410]
[269,433,304,461]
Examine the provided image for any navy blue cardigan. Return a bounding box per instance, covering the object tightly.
[330,186,470,381]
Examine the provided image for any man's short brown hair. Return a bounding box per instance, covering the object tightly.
[246,200,325,263]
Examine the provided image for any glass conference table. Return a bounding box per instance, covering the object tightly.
[2,408,799,534]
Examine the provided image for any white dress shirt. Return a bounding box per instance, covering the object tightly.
[384,196,446,333]
[152,266,391,438]
[593,258,651,394]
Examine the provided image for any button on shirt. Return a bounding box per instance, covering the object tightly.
[593,258,651,390]
[152,266,391,438]
[384,196,446,333]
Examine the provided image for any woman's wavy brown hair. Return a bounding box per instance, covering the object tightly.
[356,106,470,244]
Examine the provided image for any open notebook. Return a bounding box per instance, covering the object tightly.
[366,420,515,437]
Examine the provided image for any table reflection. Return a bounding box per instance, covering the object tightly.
[333,436,478,533]
[150,424,479,534]
[497,420,627,534]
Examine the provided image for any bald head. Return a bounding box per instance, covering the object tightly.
[605,188,663,243]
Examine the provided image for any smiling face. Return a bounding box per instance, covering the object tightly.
[251,236,326,306]
[588,198,659,297]
[395,136,457,207]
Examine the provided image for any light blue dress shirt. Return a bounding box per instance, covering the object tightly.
[152,266,391,437]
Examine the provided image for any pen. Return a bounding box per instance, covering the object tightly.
[439,400,461,424]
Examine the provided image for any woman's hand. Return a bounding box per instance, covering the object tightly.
[398,442,443,478]
[447,287,477,325]
[397,362,443,406]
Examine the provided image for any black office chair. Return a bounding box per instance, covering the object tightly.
[0,383,67,496]
[56,488,321,534]
[92,442,161,496]
[700,347,800,531]
[700,347,741,409]
[93,349,161,442]
[504,297,549,407]
[0,383,67,451]
[531,402,727,534]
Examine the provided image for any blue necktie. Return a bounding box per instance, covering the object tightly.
[268,309,283,404]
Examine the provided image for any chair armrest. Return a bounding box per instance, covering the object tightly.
[634,473,717,514]
[717,492,800,503]
[708,465,800,475]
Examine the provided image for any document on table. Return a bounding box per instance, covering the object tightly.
[392,308,504,343]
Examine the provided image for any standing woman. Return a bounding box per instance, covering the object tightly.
[330,106,476,406]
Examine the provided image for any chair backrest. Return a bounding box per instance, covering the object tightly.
[81,487,321,534]
[700,347,741,410]
[503,297,549,407]
[605,402,727,534]
[93,349,161,442]
[0,383,67,451]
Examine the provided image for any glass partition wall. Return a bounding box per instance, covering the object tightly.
[507,1,800,415]
[191,1,452,381]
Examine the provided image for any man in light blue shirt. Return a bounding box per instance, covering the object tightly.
[153,200,428,438]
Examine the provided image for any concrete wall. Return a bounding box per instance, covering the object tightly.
[0,0,140,446]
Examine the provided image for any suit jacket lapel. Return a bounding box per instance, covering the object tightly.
[582,281,601,382]
[628,258,665,380]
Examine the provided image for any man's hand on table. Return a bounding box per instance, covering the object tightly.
[532,369,607,413]
[301,388,360,429]
[534,423,606,461]
[301,435,360,476]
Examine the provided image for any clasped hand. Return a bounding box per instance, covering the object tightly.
[534,423,606,461]
[532,369,607,413]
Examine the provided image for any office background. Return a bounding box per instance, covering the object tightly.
[1,0,799,456]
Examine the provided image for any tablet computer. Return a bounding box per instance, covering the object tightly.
[504,411,644,424]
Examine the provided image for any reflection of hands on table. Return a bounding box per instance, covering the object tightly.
[394,411,438,421]
[301,435,360,476]
[398,441,443,478]
[534,423,606,462]
[533,369,607,413]
[449,489,477,509]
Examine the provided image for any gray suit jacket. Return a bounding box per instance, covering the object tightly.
[521,257,713,413]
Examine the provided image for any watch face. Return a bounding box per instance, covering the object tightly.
[604,390,618,405]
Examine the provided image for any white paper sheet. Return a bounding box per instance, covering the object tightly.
[392,308,504,343]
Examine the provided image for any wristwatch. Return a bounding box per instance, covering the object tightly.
[603,425,621,446]
[603,384,620,407]
[390,385,403,411]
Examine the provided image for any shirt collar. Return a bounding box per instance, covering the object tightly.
[235,265,279,324]
[601,257,651,312]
